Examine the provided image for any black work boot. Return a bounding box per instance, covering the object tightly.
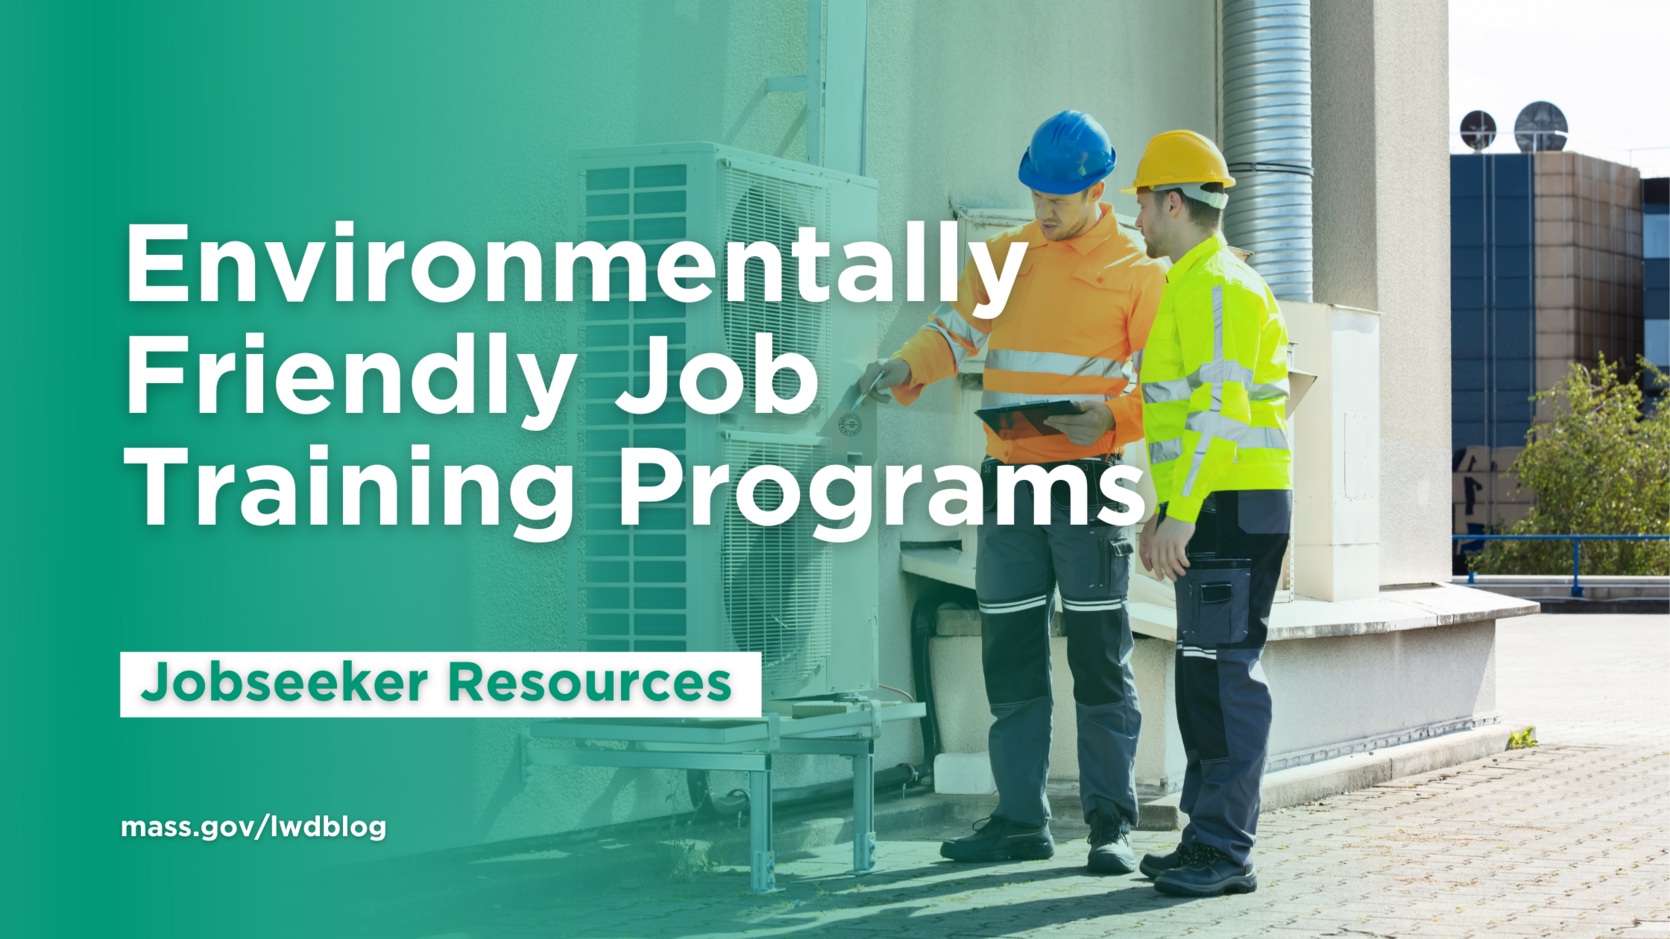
[1139,843,1188,879]
[939,815,1055,862]
[1085,810,1137,874]
[1153,845,1257,897]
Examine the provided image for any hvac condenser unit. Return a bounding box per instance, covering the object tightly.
[565,142,881,700]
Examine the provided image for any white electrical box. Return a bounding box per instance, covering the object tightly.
[1287,302,1382,601]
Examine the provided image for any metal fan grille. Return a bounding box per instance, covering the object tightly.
[570,160,694,653]
[719,439,833,684]
[719,166,831,408]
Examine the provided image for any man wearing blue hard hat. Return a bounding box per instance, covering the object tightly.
[863,110,1166,875]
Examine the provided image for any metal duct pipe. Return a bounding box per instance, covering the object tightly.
[1222,0,1313,302]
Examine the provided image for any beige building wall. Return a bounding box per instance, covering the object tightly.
[1312,0,1453,586]
[1533,152,1644,420]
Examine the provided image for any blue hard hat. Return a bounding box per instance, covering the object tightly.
[1018,110,1116,195]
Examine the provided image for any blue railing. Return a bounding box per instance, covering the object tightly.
[1453,534,1670,597]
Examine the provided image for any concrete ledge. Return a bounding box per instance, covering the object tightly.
[1137,724,1520,831]
[1265,714,1498,773]
[902,546,975,591]
[1267,583,1539,640]
[933,579,1540,643]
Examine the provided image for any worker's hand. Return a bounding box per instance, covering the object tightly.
[1144,516,1195,583]
[1042,400,1114,447]
[1139,513,1159,574]
[859,358,911,403]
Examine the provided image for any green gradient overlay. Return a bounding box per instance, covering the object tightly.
[5,3,821,935]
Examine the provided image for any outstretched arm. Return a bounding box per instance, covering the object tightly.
[858,357,912,403]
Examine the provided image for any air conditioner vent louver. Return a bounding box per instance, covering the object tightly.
[567,141,878,699]
[720,167,831,409]
[720,438,832,684]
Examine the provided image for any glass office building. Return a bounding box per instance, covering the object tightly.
[1451,154,1536,455]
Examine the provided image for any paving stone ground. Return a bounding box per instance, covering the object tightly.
[417,614,1669,939]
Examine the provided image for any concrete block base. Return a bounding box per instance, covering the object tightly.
[929,586,1525,809]
[933,752,996,795]
[1136,724,1521,831]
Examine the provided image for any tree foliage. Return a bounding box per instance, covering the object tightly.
[1470,356,1668,576]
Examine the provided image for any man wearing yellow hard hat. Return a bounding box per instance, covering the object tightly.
[1125,130,1293,898]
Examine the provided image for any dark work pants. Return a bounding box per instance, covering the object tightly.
[976,466,1141,829]
[1165,489,1290,865]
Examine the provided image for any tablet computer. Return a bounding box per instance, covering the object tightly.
[974,400,1083,440]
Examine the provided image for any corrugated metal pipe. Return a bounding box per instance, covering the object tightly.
[1222,0,1313,302]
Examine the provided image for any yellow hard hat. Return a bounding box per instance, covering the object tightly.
[1119,130,1237,193]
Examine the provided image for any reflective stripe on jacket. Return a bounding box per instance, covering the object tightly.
[1141,232,1291,523]
[891,204,1165,464]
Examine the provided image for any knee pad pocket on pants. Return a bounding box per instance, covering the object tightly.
[981,610,1051,704]
[1064,638,1129,707]
[1176,655,1230,762]
[1069,679,1128,708]
[984,664,1051,705]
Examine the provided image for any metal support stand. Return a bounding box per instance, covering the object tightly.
[749,760,777,893]
[849,744,876,874]
[519,699,923,894]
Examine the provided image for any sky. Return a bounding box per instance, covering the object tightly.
[1450,0,1670,178]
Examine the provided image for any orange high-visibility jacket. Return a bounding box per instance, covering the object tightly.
[892,204,1165,464]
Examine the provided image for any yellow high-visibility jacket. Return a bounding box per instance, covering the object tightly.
[1141,232,1291,524]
